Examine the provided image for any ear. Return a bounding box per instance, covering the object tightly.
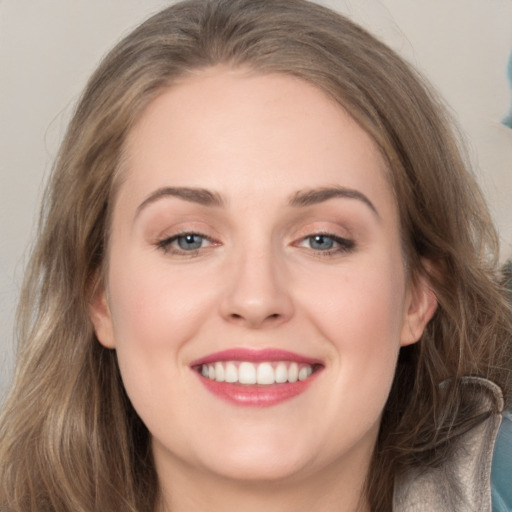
[400,268,438,347]
[89,277,116,349]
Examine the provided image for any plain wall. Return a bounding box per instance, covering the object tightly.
[1,0,511,397]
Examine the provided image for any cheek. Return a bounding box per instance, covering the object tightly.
[107,251,214,351]
[296,255,407,393]
[104,255,213,432]
[103,254,217,415]
[301,260,406,345]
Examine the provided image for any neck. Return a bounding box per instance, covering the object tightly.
[154,450,371,512]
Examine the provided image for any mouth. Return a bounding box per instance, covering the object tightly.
[197,360,320,384]
[190,348,324,407]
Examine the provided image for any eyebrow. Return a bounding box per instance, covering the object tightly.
[136,186,225,215]
[288,186,379,217]
[136,184,378,218]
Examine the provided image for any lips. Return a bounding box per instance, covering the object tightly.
[191,348,323,407]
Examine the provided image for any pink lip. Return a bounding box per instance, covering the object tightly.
[197,377,320,407]
[190,348,324,407]
[190,348,323,367]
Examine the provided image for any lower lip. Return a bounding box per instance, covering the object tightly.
[196,372,320,407]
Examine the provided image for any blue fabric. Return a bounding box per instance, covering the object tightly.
[491,261,511,511]
[491,409,512,511]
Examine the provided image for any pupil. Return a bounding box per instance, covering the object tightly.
[311,235,334,250]
[178,234,202,250]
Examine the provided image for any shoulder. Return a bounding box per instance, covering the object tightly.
[393,377,504,512]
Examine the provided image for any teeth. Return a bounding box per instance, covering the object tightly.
[239,362,257,384]
[275,362,288,383]
[256,362,274,385]
[200,361,316,385]
[214,362,225,382]
[225,362,238,383]
[288,362,299,383]
[299,367,311,380]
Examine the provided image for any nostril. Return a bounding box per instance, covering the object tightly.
[227,311,282,325]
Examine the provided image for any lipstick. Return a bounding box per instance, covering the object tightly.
[190,348,323,407]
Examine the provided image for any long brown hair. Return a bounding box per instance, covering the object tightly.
[1,1,511,511]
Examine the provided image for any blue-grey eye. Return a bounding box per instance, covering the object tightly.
[176,234,204,250]
[308,235,336,250]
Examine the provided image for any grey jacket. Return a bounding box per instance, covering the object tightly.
[393,377,504,512]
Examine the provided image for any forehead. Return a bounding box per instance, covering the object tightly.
[118,68,396,220]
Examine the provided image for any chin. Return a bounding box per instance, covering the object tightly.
[199,450,314,483]
[154,427,318,484]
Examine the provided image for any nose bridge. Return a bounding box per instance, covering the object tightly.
[220,236,294,328]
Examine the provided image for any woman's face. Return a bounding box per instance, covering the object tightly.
[91,69,435,489]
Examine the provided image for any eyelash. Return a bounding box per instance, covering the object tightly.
[156,232,355,257]
[297,233,355,256]
[156,232,216,256]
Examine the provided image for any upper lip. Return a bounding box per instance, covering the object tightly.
[190,348,324,367]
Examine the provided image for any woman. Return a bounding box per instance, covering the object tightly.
[0,1,511,511]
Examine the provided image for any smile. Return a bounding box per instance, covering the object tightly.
[191,349,324,406]
[199,361,316,385]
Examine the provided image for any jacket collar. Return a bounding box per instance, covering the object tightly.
[393,377,503,512]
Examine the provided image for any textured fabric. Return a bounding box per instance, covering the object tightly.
[491,409,512,512]
[491,259,512,511]
[393,378,504,512]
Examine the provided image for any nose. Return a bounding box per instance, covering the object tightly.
[219,247,295,329]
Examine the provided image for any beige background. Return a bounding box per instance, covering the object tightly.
[1,0,511,397]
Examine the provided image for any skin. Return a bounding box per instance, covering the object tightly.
[90,68,437,512]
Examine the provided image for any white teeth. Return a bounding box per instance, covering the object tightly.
[199,360,316,385]
[288,362,299,383]
[256,362,275,385]
[225,362,238,383]
[214,362,225,382]
[275,362,288,383]
[238,362,257,384]
[298,366,309,381]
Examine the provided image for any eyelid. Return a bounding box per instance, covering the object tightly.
[156,230,220,255]
[151,218,221,246]
[297,233,354,249]
[290,222,357,257]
